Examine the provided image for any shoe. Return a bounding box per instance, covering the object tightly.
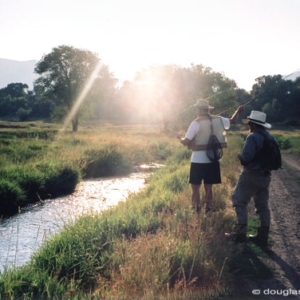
[205,205,212,214]
[225,224,247,243]
[249,226,269,248]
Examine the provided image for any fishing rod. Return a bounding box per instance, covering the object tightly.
[164,66,300,128]
[215,67,300,116]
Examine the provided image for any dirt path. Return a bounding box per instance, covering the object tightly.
[244,152,300,299]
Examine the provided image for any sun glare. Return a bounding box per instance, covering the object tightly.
[60,61,104,132]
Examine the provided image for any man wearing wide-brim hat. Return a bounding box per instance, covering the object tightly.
[177,99,244,214]
[242,110,272,128]
[227,110,275,247]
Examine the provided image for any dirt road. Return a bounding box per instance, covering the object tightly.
[244,152,300,299]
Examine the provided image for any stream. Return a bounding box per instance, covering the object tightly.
[0,172,148,271]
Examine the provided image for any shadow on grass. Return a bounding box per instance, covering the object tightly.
[226,242,273,298]
[262,248,300,290]
[227,241,300,299]
[228,243,273,280]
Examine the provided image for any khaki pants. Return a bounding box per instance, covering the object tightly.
[231,169,271,227]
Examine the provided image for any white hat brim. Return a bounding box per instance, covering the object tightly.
[242,118,272,129]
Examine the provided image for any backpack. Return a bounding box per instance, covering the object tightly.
[254,131,282,170]
[206,134,223,162]
[206,115,223,162]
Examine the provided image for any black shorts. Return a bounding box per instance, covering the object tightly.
[189,162,221,185]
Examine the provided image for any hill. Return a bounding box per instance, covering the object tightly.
[284,71,300,81]
[0,58,38,90]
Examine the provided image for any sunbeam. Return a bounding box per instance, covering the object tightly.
[60,60,104,132]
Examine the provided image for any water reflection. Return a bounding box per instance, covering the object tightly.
[0,173,147,271]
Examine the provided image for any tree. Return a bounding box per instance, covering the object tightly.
[113,64,238,130]
[0,83,29,119]
[85,64,118,122]
[250,75,297,123]
[0,83,29,97]
[189,64,237,117]
[34,45,116,131]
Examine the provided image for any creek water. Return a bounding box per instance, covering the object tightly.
[0,172,148,271]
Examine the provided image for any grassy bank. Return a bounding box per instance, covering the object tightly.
[0,125,300,299]
[0,123,175,217]
[0,129,242,299]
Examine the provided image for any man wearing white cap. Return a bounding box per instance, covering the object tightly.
[178,99,244,214]
[228,110,275,247]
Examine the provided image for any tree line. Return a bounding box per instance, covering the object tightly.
[0,45,299,131]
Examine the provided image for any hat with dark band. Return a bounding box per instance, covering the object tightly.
[193,99,214,109]
[242,110,272,128]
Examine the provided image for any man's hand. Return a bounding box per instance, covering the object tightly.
[237,105,245,113]
[237,153,246,165]
[177,132,183,140]
[177,132,191,146]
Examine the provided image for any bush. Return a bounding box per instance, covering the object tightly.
[43,165,80,197]
[16,107,32,121]
[0,179,25,215]
[0,166,46,203]
[16,171,46,202]
[149,141,173,160]
[83,145,130,178]
[273,135,292,150]
[283,117,300,126]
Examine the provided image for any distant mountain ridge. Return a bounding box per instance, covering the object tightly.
[284,71,300,81]
[0,58,38,90]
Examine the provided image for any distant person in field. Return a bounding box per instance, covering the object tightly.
[177,99,244,214]
[228,111,277,247]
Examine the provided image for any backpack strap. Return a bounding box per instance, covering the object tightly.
[253,130,267,150]
[252,130,273,172]
[255,130,268,138]
[207,114,214,135]
[249,131,266,166]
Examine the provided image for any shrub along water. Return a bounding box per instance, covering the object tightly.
[82,144,131,177]
[0,162,81,216]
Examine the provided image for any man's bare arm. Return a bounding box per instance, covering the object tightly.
[230,105,244,124]
[177,133,191,146]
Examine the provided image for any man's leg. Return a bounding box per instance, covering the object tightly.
[229,172,254,242]
[204,183,213,212]
[191,184,201,212]
[250,176,271,247]
[231,172,254,225]
[253,176,271,227]
[253,195,270,228]
[201,162,220,213]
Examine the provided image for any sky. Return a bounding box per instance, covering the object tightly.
[0,0,300,91]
